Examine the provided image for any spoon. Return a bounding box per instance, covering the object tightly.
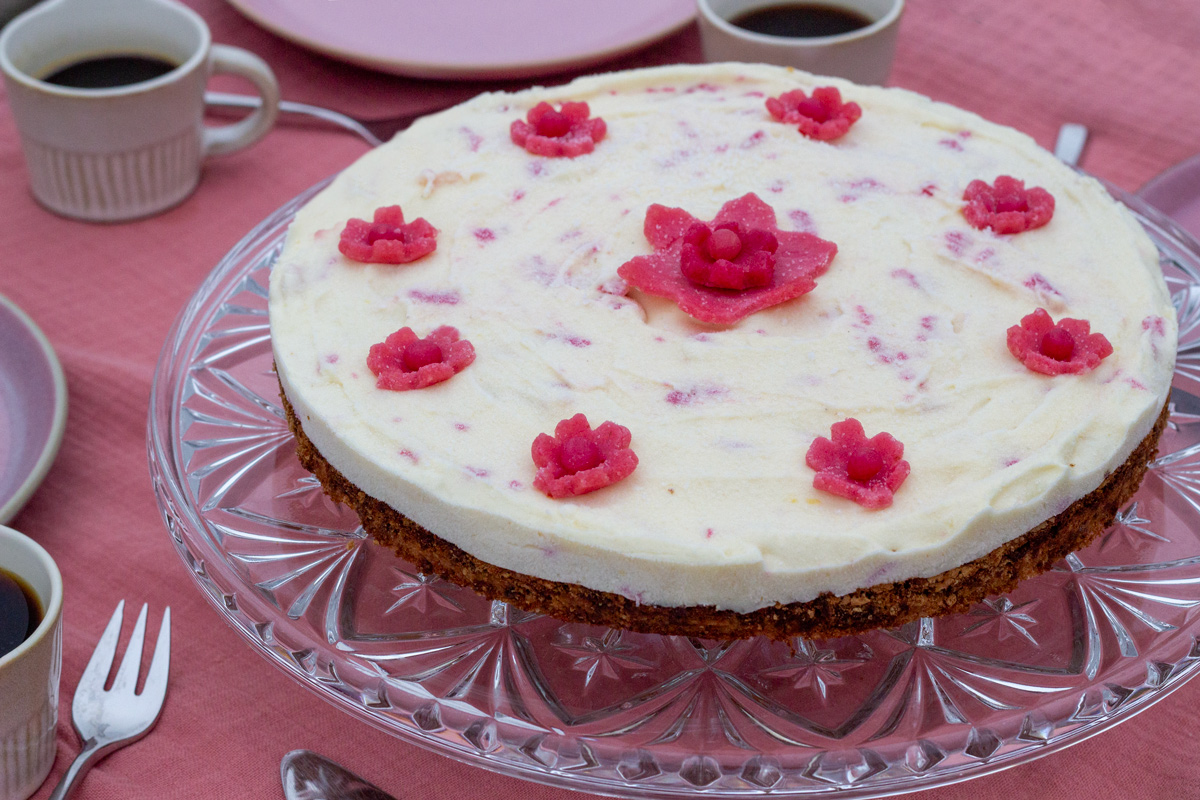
[281,750,397,800]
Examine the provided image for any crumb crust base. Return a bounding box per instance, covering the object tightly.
[282,389,1170,641]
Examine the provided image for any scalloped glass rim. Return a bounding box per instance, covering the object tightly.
[148,173,1200,799]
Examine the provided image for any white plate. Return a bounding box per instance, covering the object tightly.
[224,0,696,80]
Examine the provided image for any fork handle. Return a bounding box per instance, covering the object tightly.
[47,738,115,800]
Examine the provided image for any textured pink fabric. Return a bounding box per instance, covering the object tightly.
[3,2,1200,798]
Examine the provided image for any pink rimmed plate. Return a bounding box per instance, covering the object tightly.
[0,293,66,523]
[224,0,696,80]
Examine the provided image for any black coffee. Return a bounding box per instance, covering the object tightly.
[43,54,177,89]
[0,567,41,658]
[730,3,874,37]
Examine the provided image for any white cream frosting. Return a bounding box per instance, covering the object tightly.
[269,63,1176,613]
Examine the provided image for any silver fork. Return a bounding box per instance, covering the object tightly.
[48,601,171,800]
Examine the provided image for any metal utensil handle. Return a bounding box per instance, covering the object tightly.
[205,91,383,147]
[46,737,122,800]
[1054,123,1088,166]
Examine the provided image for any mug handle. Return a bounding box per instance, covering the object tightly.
[203,44,280,157]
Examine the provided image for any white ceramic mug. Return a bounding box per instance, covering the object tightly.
[0,526,63,800]
[0,0,280,222]
[696,0,904,85]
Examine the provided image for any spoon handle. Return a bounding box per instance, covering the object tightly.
[1054,123,1089,167]
[281,749,399,800]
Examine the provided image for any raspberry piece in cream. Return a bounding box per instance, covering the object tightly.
[367,326,475,391]
[617,193,836,324]
[962,176,1055,234]
[532,414,638,498]
[511,101,607,158]
[339,206,438,264]
[806,419,910,509]
[765,87,862,141]
[1006,308,1113,375]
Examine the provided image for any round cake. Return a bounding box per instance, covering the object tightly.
[269,63,1177,640]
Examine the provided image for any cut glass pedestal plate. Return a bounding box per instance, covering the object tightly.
[149,177,1200,798]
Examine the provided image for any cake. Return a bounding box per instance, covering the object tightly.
[269,63,1177,640]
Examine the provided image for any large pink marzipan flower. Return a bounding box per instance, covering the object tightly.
[617,193,837,325]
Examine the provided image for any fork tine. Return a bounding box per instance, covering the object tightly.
[77,600,125,691]
[140,607,171,705]
[109,603,148,695]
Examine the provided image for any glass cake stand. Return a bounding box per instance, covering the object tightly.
[149,177,1200,798]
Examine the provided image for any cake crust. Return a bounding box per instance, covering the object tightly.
[282,389,1170,641]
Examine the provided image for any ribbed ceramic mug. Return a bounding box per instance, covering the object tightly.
[696,0,904,85]
[0,526,63,800]
[0,0,280,222]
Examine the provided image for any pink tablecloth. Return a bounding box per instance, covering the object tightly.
[4,1,1200,797]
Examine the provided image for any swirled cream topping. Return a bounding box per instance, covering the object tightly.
[270,63,1176,613]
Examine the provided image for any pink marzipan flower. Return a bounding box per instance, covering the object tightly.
[510,101,607,158]
[962,175,1054,234]
[367,325,474,391]
[765,86,862,141]
[532,414,638,498]
[806,418,909,509]
[1006,308,1112,375]
[339,205,438,264]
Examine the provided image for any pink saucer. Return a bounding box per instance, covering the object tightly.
[0,294,66,523]
[1138,152,1200,241]
[224,0,696,80]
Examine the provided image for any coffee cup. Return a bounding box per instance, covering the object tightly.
[0,0,280,222]
[0,526,63,800]
[696,0,904,85]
